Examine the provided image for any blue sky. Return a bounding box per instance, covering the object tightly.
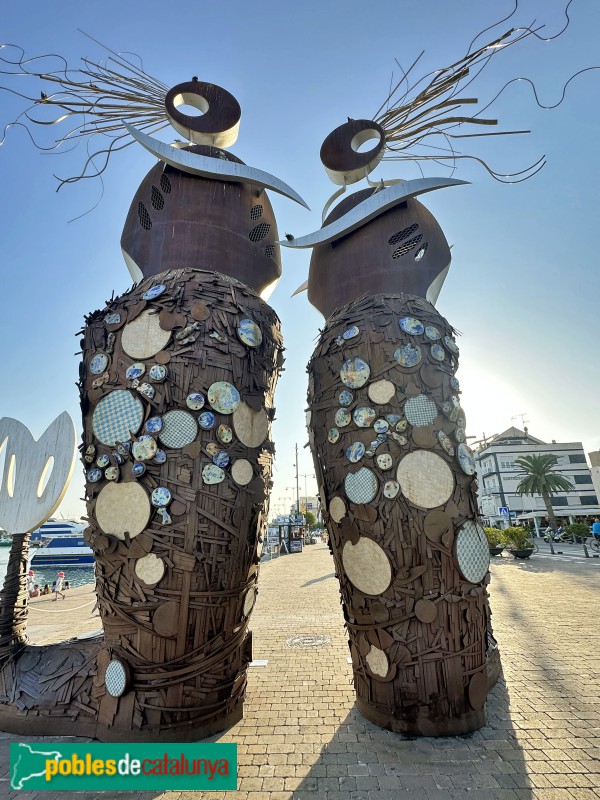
[1,0,599,519]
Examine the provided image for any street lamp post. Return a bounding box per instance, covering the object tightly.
[300,472,315,530]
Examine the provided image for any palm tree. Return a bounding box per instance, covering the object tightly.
[514,454,574,532]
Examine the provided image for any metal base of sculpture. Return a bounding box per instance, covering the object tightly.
[307,292,495,736]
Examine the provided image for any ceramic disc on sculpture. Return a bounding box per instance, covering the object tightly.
[112,452,124,465]
[335,408,351,428]
[153,602,179,638]
[394,343,421,368]
[104,465,119,481]
[138,382,155,400]
[121,309,171,359]
[344,467,378,504]
[455,521,490,583]
[132,436,157,462]
[457,443,476,475]
[342,325,359,340]
[425,325,441,341]
[438,431,455,456]
[95,481,150,540]
[405,395,438,427]
[159,410,198,448]
[468,671,488,710]
[92,390,144,446]
[149,364,167,382]
[450,376,460,391]
[207,382,240,414]
[342,537,392,595]
[456,411,466,428]
[243,587,257,617]
[411,425,437,449]
[373,419,389,434]
[185,392,205,411]
[424,509,452,542]
[346,442,365,463]
[90,352,109,375]
[443,335,459,354]
[84,444,96,463]
[328,427,340,444]
[415,598,437,624]
[217,424,233,444]
[198,411,215,430]
[455,427,466,443]
[431,344,445,362]
[206,443,220,456]
[131,461,146,477]
[399,317,424,335]
[366,646,389,678]
[105,658,130,697]
[376,453,393,470]
[145,416,163,434]
[233,402,269,448]
[353,407,376,428]
[87,467,103,483]
[142,284,166,300]
[135,552,165,585]
[395,419,408,432]
[202,464,225,484]
[96,454,110,469]
[231,458,253,486]
[368,380,395,405]
[126,363,146,380]
[213,450,230,468]
[151,486,172,507]
[329,496,347,523]
[104,312,121,325]
[338,390,354,407]
[154,449,167,464]
[397,450,454,509]
[340,357,370,389]
[238,318,263,347]
[383,479,400,499]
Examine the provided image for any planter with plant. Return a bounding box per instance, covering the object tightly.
[484,527,504,556]
[501,526,535,558]
[564,523,589,543]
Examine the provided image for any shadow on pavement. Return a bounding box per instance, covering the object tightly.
[301,573,336,588]
[290,677,533,799]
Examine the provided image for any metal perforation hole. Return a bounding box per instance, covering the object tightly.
[138,202,152,230]
[415,242,428,261]
[159,174,172,194]
[388,223,419,245]
[249,222,271,242]
[250,204,263,220]
[392,234,423,259]
[151,186,165,210]
[264,244,275,259]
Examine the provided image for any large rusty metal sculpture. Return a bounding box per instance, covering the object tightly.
[0,47,305,740]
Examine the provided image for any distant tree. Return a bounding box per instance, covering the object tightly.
[514,454,574,532]
[305,511,316,528]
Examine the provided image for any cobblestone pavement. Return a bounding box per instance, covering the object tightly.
[1,544,598,799]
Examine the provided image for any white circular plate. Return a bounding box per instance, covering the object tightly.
[95,482,150,540]
[397,450,454,509]
[92,390,144,446]
[135,552,165,585]
[121,309,171,359]
[455,521,490,584]
[368,379,395,405]
[342,537,392,595]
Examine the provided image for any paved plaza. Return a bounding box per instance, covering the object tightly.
[0,543,598,799]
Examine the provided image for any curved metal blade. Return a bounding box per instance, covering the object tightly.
[124,122,310,210]
[291,280,308,297]
[279,177,468,248]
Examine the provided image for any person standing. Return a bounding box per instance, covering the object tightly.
[53,571,66,601]
[27,570,36,597]
[592,518,600,538]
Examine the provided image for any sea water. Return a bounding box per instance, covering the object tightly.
[0,546,95,590]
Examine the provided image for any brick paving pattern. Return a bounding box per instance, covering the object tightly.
[0,544,598,799]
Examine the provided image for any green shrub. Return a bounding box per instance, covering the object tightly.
[501,526,534,550]
[484,527,504,548]
[564,523,590,542]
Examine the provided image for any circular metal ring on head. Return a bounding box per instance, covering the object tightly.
[320,119,386,186]
[164,80,241,148]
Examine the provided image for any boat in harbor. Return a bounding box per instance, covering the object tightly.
[30,520,94,569]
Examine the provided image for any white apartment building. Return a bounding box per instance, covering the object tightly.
[475,427,600,529]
